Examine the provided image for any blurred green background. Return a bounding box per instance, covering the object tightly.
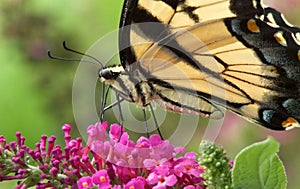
[0,0,300,188]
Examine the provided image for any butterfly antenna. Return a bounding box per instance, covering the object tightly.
[48,41,103,68]
[62,41,103,68]
[48,50,83,62]
[48,49,99,66]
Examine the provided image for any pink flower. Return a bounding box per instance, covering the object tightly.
[147,172,178,189]
[90,140,110,160]
[124,176,146,189]
[173,152,203,178]
[184,152,197,159]
[149,134,163,146]
[92,170,111,188]
[109,124,124,140]
[174,146,185,155]
[150,140,174,161]
[77,176,93,189]
[0,122,210,188]
[87,122,108,141]
[136,136,150,148]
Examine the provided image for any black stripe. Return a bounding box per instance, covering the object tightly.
[134,7,171,41]
[134,82,143,104]
[134,82,148,106]
[118,0,193,67]
[160,36,208,71]
[119,0,138,28]
[230,0,263,17]
[119,0,172,67]
[148,78,252,109]
[181,5,199,23]
[211,53,295,92]
[119,0,139,68]
[134,6,160,23]
[134,33,256,108]
[156,33,255,103]
[161,0,183,10]
[157,92,213,115]
[115,77,135,102]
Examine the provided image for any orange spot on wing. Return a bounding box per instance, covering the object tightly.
[247,19,260,33]
[282,117,299,130]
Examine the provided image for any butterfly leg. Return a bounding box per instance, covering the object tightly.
[100,96,124,117]
[142,109,150,138]
[99,85,111,122]
[101,92,125,141]
[149,104,163,139]
[115,93,124,126]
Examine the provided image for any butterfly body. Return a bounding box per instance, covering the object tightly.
[100,0,300,130]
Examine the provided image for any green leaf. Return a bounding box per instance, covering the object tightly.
[232,137,286,189]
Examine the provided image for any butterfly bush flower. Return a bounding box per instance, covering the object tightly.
[0,122,232,188]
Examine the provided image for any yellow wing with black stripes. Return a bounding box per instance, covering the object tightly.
[99,0,300,130]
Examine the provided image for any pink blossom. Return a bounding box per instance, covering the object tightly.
[92,170,111,188]
[0,122,210,188]
[88,122,109,141]
[148,173,178,189]
[77,176,93,189]
[124,176,146,189]
[109,123,124,140]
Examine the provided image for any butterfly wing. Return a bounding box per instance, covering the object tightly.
[137,12,300,130]
[117,0,235,118]
[119,0,235,69]
[112,0,300,130]
[263,7,300,34]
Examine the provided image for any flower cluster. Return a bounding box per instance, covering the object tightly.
[80,122,206,188]
[0,122,232,188]
[0,124,87,188]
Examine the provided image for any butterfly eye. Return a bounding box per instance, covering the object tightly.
[99,69,114,80]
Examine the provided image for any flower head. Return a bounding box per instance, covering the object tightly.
[77,176,93,189]
[92,170,111,188]
[0,122,232,188]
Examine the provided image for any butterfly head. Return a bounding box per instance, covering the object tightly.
[99,65,124,84]
[99,65,140,104]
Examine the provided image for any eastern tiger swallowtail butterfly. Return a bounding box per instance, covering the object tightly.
[99,0,300,130]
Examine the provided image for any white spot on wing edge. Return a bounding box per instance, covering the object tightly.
[266,12,276,25]
[274,31,287,46]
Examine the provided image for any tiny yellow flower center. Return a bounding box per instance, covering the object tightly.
[129,186,135,189]
[100,176,106,182]
[82,182,88,187]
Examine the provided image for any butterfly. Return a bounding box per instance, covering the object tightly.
[99,0,300,130]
